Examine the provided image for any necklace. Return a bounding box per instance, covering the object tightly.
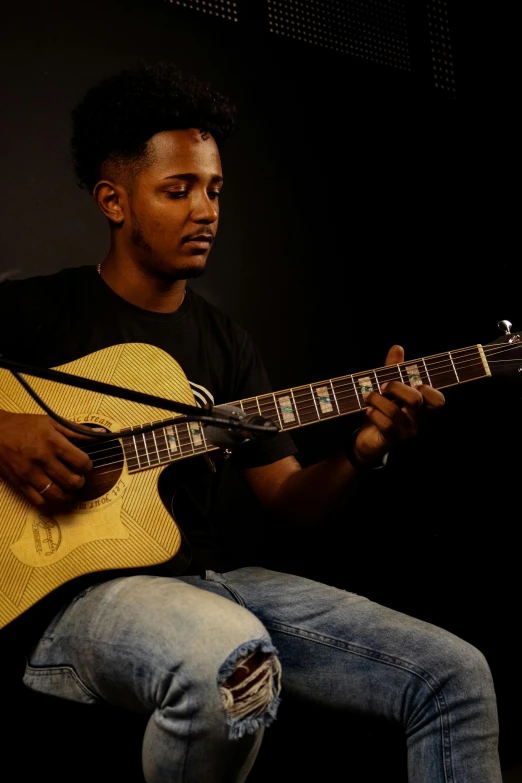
[97,263,186,305]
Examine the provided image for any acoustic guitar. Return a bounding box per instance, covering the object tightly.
[0,328,520,629]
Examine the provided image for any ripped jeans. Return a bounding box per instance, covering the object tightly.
[23,567,501,783]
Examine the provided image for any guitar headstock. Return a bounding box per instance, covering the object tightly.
[483,321,522,380]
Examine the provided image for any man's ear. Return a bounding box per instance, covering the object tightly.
[93,180,126,225]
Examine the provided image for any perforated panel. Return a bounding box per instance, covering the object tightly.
[426,0,456,92]
[267,0,410,71]
[165,0,238,22]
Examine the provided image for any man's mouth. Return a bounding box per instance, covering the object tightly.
[183,232,214,246]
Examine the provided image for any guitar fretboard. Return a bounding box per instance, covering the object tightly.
[122,344,490,473]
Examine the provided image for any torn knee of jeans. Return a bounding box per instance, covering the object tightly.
[218,638,281,740]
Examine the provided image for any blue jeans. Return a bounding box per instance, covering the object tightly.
[23,567,501,782]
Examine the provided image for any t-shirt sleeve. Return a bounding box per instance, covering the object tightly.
[228,329,298,470]
[0,280,24,359]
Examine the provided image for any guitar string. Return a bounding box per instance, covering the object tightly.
[79,346,516,468]
[79,339,519,461]
[78,349,516,459]
[86,370,518,476]
[79,349,522,470]
[77,339,517,461]
[77,342,522,468]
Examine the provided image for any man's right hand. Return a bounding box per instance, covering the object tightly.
[0,411,96,506]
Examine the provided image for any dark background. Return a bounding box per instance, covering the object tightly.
[1,1,520,780]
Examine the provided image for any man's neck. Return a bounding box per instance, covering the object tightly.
[98,255,186,313]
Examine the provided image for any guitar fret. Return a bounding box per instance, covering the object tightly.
[275,392,297,428]
[122,433,140,472]
[424,353,458,388]
[132,432,142,469]
[312,381,336,419]
[354,373,374,403]
[254,394,280,429]
[449,347,488,383]
[327,378,353,415]
[178,423,193,457]
[373,370,381,393]
[271,393,284,428]
[151,424,163,464]
[157,427,172,463]
[402,361,426,388]
[164,424,180,459]
[185,423,196,454]
[329,381,340,415]
[290,389,301,425]
[148,429,161,465]
[176,422,192,457]
[189,422,206,453]
[397,363,404,383]
[309,384,320,419]
[240,398,259,416]
[448,352,460,383]
[173,422,189,457]
[375,366,401,389]
[422,358,432,386]
[142,433,151,466]
[135,428,149,467]
[351,376,362,409]
[294,386,318,424]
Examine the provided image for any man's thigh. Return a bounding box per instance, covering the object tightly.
[23,573,272,711]
[196,566,490,715]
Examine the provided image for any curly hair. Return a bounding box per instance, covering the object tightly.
[71,62,236,191]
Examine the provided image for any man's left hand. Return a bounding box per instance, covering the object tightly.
[353,345,445,466]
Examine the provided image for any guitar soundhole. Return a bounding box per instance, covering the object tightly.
[74,425,125,502]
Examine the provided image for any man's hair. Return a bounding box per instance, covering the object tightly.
[71,61,235,191]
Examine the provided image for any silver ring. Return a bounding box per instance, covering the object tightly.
[40,480,53,495]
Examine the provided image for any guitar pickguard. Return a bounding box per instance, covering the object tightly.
[10,497,129,568]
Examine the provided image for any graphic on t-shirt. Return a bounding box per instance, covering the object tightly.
[189,380,214,409]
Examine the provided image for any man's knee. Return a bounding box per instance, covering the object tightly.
[218,637,282,739]
[417,631,498,718]
[448,638,496,701]
[156,595,282,740]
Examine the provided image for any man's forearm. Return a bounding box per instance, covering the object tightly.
[270,450,364,527]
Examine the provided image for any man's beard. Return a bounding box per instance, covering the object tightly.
[130,221,207,283]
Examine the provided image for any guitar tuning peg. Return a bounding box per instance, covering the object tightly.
[498,320,512,335]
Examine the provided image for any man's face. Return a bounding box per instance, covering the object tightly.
[123,128,223,281]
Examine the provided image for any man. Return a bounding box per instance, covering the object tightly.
[0,63,501,782]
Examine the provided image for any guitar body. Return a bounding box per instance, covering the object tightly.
[0,343,196,630]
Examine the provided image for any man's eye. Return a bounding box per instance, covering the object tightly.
[208,191,221,200]
[166,191,187,199]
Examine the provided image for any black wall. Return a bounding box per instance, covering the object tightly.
[1,0,520,774]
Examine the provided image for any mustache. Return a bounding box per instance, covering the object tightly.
[182,230,215,243]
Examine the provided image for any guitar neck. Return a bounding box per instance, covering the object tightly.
[122,343,491,473]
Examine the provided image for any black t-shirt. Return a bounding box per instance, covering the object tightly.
[0,266,297,637]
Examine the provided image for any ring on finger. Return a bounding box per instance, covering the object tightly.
[40,480,53,495]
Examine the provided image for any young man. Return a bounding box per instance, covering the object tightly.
[0,63,501,782]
